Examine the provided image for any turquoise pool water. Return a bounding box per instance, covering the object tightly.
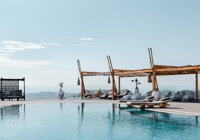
[0,103,200,140]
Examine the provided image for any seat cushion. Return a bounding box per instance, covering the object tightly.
[11,91,17,96]
[146,96,154,99]
[15,90,22,96]
[160,97,170,101]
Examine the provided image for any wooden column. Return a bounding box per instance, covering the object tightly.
[112,73,114,99]
[118,76,121,93]
[152,72,156,91]
[1,78,3,100]
[196,72,198,101]
[24,77,25,100]
[81,76,84,99]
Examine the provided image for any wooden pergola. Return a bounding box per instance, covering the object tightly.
[77,48,199,100]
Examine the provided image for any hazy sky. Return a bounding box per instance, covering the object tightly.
[0,0,200,92]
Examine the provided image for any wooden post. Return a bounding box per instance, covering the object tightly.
[24,77,25,100]
[112,73,114,99]
[82,77,86,95]
[107,56,117,100]
[152,72,156,91]
[77,60,86,98]
[1,78,2,99]
[81,76,83,99]
[118,76,120,93]
[196,72,198,101]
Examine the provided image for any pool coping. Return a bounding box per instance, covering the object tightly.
[0,99,200,117]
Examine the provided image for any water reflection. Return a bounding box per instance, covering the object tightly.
[109,104,116,136]
[60,103,63,110]
[0,103,200,139]
[78,103,85,135]
[0,105,24,120]
[196,116,198,125]
[1,103,200,132]
[125,107,199,128]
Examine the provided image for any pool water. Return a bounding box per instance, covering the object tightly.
[0,103,200,140]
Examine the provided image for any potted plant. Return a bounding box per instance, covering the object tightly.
[131,78,141,94]
[58,82,65,99]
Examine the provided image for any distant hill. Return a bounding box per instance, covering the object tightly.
[26,92,78,99]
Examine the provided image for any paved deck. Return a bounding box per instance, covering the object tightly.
[0,99,200,117]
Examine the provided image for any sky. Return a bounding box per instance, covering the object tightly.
[0,0,200,93]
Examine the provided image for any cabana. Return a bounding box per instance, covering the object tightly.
[0,78,25,101]
[77,48,199,101]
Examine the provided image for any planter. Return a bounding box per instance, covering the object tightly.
[58,90,65,99]
[152,91,160,101]
[134,88,139,94]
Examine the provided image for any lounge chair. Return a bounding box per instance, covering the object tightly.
[94,90,104,98]
[131,91,152,100]
[85,91,92,98]
[118,89,132,99]
[121,96,155,103]
[182,91,195,101]
[127,98,171,108]
[100,93,109,99]
[161,91,172,98]
[100,89,113,99]
[117,91,153,102]
[117,93,140,102]
[107,91,120,99]
[108,90,134,100]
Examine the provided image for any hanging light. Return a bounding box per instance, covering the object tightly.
[77,77,80,85]
[148,73,152,83]
[108,76,110,84]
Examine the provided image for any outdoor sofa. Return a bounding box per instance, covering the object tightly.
[0,90,24,101]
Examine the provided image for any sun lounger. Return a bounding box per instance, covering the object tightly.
[117,98,154,103]
[107,94,118,99]
[100,93,110,99]
[117,96,154,102]
[161,91,172,98]
[100,89,117,99]
[118,93,140,101]
[131,91,153,100]
[118,91,153,102]
[127,99,171,108]
[118,89,133,99]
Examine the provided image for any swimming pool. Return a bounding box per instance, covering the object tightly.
[0,103,200,140]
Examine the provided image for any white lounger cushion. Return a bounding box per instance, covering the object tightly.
[160,97,170,101]
[127,100,172,105]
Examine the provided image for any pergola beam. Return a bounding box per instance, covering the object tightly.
[114,69,152,75]
[114,67,200,76]
[81,71,103,74]
[155,67,200,73]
